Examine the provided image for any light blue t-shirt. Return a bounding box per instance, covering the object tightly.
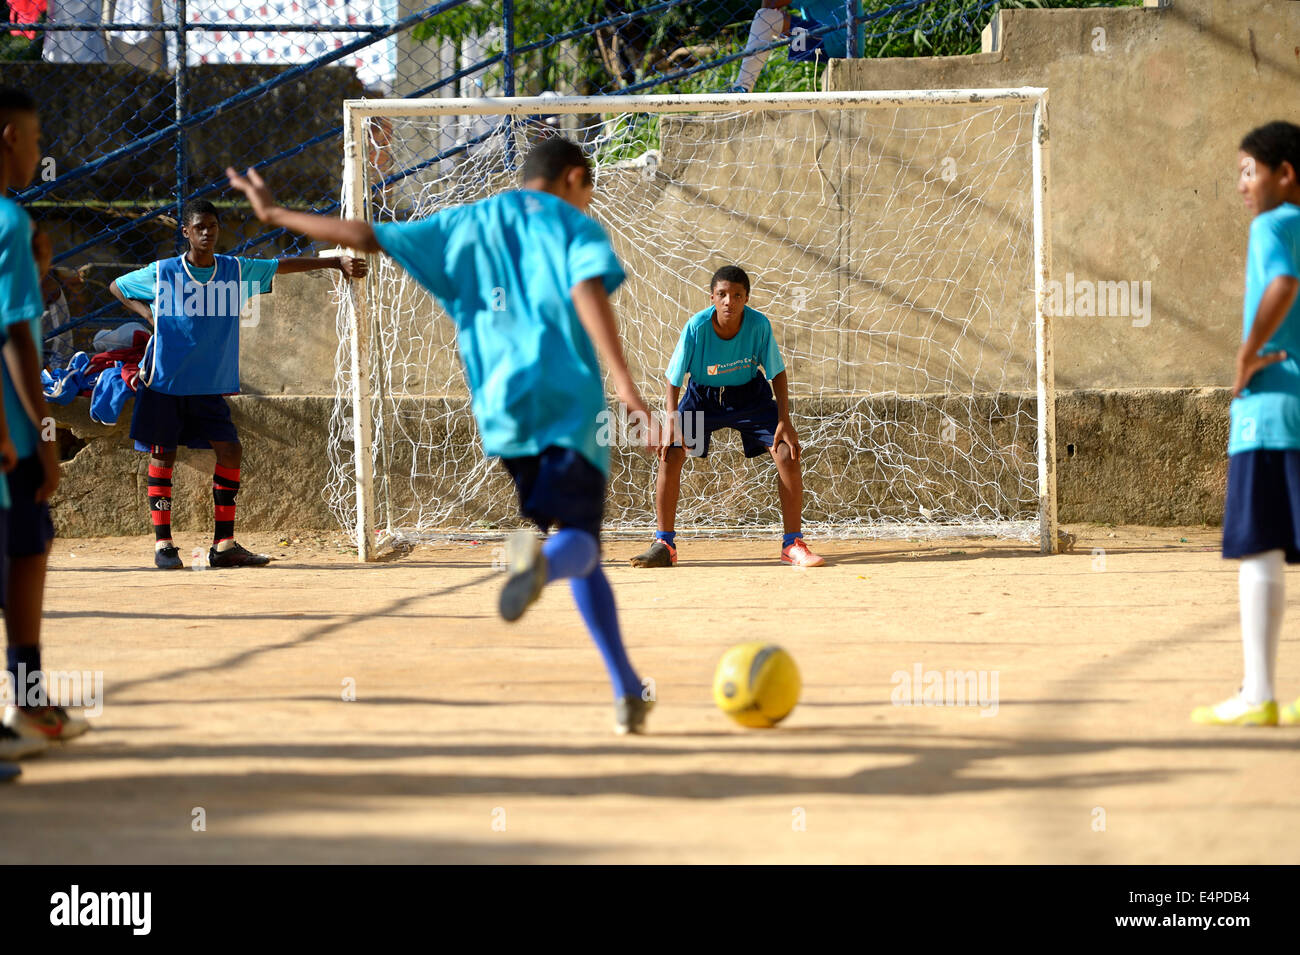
[0,196,45,474]
[114,257,279,304]
[372,190,626,475]
[798,0,864,59]
[666,305,786,388]
[1229,202,1300,455]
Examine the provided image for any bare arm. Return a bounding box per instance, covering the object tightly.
[771,369,791,421]
[1234,275,1300,397]
[571,277,655,445]
[274,255,369,279]
[665,381,681,417]
[109,279,156,327]
[227,167,380,253]
[4,321,58,498]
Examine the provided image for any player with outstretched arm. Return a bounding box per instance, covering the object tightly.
[228,138,661,735]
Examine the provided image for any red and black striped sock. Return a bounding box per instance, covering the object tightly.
[147,464,173,545]
[213,464,240,545]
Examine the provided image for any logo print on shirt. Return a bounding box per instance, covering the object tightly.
[707,364,719,376]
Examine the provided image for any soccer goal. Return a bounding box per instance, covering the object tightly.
[328,89,1055,560]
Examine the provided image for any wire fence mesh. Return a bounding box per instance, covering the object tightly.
[0,0,1133,354]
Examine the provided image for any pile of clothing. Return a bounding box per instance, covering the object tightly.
[43,324,151,426]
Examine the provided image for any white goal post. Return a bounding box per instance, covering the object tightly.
[332,89,1056,561]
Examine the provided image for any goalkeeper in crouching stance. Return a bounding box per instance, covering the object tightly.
[228,138,661,735]
[630,265,824,569]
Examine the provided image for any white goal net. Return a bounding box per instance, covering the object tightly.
[328,91,1055,559]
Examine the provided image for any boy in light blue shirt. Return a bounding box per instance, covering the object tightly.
[0,87,87,750]
[1194,121,1300,727]
[228,137,661,735]
[630,265,824,568]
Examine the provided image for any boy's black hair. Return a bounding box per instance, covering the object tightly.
[1240,121,1300,177]
[521,136,593,186]
[0,87,37,131]
[710,265,750,295]
[181,198,220,227]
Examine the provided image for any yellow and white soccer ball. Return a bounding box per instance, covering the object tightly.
[712,642,801,728]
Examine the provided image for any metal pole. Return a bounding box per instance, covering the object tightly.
[846,0,859,58]
[343,104,378,562]
[175,0,188,251]
[348,88,1051,117]
[1031,93,1058,554]
[502,0,515,96]
[502,0,516,171]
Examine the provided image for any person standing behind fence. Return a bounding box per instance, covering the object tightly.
[42,0,109,64]
[730,0,864,94]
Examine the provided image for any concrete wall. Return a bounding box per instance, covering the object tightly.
[827,0,1300,390]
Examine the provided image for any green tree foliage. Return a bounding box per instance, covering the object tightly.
[411,0,1141,96]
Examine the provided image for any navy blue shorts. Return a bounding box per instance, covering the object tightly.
[1223,449,1300,561]
[130,388,239,453]
[677,375,779,459]
[501,446,606,540]
[6,455,54,559]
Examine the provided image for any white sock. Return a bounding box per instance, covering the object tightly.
[1239,549,1284,704]
[736,7,785,92]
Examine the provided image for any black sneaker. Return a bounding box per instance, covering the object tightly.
[208,541,271,568]
[614,695,654,735]
[155,544,184,570]
[629,539,676,568]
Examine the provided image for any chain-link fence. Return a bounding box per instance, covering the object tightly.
[0,0,1133,354]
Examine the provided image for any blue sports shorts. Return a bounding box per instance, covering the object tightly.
[130,387,239,454]
[676,375,779,459]
[501,445,606,540]
[1222,449,1300,562]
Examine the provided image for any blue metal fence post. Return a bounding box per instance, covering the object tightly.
[503,0,516,170]
[846,0,859,58]
[503,0,515,96]
[175,0,188,251]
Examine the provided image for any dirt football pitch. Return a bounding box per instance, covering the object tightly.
[2,525,1297,864]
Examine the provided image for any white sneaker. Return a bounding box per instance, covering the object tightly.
[4,704,91,741]
[0,722,48,758]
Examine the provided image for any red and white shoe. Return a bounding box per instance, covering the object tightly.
[781,539,825,567]
[4,704,90,741]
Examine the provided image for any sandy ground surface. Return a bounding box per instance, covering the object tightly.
[1,525,1297,864]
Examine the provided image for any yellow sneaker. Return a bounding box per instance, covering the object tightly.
[1280,698,1300,725]
[1191,695,1278,727]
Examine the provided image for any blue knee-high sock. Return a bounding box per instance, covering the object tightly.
[570,566,641,699]
[543,527,600,582]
